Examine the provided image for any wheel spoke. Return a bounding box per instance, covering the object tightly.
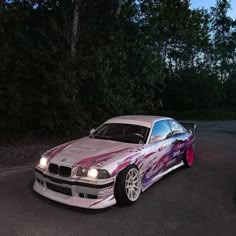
[132,189,136,198]
[133,178,138,183]
[128,188,132,198]
[133,186,139,190]
[126,172,130,181]
[133,171,136,178]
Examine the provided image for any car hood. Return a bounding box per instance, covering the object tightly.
[44,137,138,168]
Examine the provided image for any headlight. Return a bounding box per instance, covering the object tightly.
[39,156,48,169]
[77,167,110,179]
[87,169,98,178]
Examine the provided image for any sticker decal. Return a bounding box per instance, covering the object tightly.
[98,187,114,196]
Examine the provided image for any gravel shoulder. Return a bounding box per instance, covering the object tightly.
[0,133,85,169]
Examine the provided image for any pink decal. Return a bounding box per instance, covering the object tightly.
[71,168,78,176]
[143,152,156,159]
[123,153,138,162]
[45,140,77,160]
[144,155,159,168]
[72,148,130,168]
[136,159,142,166]
[110,153,139,176]
[152,151,171,170]
[111,161,130,176]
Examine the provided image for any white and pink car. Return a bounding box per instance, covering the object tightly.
[34,116,196,209]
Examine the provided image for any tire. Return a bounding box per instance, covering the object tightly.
[114,165,141,206]
[183,145,194,167]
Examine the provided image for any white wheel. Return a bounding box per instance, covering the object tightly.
[125,168,141,201]
[114,165,141,205]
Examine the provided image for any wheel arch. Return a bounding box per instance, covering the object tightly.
[114,164,141,205]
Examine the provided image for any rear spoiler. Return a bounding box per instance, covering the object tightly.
[180,122,197,134]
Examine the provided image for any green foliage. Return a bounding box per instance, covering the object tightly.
[0,0,235,134]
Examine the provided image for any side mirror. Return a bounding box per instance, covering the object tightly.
[90,128,96,136]
[149,135,162,144]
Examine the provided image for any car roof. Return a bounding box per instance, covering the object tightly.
[104,115,172,128]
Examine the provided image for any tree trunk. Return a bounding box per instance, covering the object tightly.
[70,0,80,64]
[115,0,123,16]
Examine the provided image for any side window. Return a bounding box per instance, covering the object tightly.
[150,120,172,143]
[168,120,184,135]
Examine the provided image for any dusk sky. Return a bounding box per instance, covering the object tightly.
[191,0,235,18]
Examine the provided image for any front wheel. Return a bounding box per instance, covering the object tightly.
[183,146,194,167]
[114,165,141,206]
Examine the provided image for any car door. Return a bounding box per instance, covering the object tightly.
[168,119,187,162]
[143,120,174,180]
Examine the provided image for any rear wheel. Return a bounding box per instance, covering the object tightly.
[183,146,194,167]
[114,165,141,205]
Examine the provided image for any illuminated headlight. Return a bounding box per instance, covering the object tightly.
[87,169,98,178]
[77,167,110,179]
[39,156,48,169]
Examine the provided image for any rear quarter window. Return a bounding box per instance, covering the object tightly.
[168,120,184,135]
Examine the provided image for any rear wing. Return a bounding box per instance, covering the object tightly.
[180,122,197,134]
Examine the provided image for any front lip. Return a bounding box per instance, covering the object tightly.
[35,168,114,189]
[33,180,116,209]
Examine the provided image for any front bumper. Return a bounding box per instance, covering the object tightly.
[34,168,116,209]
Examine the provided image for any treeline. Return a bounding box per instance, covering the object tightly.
[0,0,236,133]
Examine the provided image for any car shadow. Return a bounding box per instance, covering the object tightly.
[27,179,112,214]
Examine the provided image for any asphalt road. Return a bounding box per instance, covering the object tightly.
[0,121,236,236]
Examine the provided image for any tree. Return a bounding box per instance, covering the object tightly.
[211,0,234,82]
[70,0,80,63]
[0,0,235,133]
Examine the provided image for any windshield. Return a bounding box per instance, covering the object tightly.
[90,123,150,144]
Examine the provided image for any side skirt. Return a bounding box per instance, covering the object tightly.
[142,161,184,192]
